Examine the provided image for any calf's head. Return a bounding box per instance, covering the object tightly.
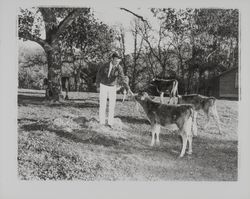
[133,92,150,111]
[134,92,151,102]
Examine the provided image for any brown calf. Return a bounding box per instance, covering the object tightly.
[134,92,197,157]
[177,94,221,134]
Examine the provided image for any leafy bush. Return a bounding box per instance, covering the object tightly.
[18,64,47,90]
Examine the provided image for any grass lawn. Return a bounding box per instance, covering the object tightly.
[18,89,238,181]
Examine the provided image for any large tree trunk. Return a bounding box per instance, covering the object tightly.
[44,43,64,101]
[179,55,184,79]
[74,73,80,91]
[196,69,203,94]
[39,8,82,101]
[131,68,136,91]
[19,8,87,101]
[74,75,78,91]
[161,64,167,78]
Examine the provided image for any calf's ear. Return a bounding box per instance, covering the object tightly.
[139,94,145,100]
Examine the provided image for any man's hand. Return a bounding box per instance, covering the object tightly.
[94,82,100,93]
[96,86,100,93]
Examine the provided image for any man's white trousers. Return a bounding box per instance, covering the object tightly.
[99,83,116,126]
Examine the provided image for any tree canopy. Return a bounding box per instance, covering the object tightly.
[18,7,239,96]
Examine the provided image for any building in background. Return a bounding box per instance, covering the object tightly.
[209,67,239,99]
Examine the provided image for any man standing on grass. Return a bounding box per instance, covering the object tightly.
[96,52,131,128]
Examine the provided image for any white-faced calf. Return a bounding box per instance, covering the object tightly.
[134,92,197,158]
[177,94,221,134]
[116,76,129,102]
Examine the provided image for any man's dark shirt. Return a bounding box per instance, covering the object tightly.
[96,62,129,90]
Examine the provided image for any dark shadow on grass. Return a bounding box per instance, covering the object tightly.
[21,122,48,131]
[18,94,99,108]
[18,94,45,106]
[71,102,99,108]
[18,90,45,95]
[46,102,99,108]
[53,128,124,147]
[18,118,38,123]
[116,99,126,102]
[67,98,87,101]
[118,116,150,125]
[19,121,124,147]
[67,97,98,101]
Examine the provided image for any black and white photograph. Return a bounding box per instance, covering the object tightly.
[1,0,250,198]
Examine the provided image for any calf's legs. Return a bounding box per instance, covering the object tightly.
[180,134,188,157]
[179,116,193,157]
[149,117,194,158]
[204,106,221,134]
[211,106,222,134]
[187,135,193,155]
[150,124,161,146]
[122,90,127,103]
[192,111,198,136]
[180,134,194,157]
[160,92,164,104]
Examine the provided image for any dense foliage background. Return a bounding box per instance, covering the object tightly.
[18,8,239,95]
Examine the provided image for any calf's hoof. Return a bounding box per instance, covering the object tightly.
[156,141,160,146]
[179,154,184,158]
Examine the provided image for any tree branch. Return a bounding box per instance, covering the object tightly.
[135,37,144,60]
[39,8,57,40]
[54,9,82,42]
[19,32,47,48]
[137,23,162,64]
[144,37,162,64]
[206,49,217,62]
[158,25,163,62]
[147,52,156,77]
[39,8,82,44]
[120,8,151,28]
